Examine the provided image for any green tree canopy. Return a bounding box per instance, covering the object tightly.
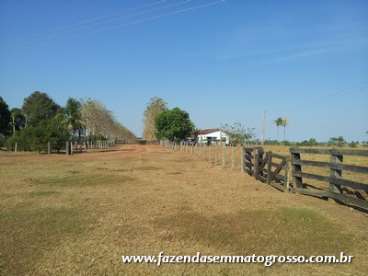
[65,98,82,132]
[155,107,194,141]
[10,108,26,135]
[22,91,60,127]
[0,96,11,136]
[280,117,288,140]
[274,117,283,138]
[46,111,71,150]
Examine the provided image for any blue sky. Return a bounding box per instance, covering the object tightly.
[0,0,367,141]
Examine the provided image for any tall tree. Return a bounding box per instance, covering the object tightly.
[143,97,167,141]
[81,99,135,142]
[10,108,26,136]
[155,107,194,141]
[65,98,82,137]
[281,117,288,140]
[274,117,283,139]
[0,97,11,136]
[22,91,60,127]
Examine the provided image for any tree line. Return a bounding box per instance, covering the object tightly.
[142,97,367,148]
[142,97,253,145]
[0,92,135,151]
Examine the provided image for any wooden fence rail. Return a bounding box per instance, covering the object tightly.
[290,147,368,211]
[162,141,368,212]
[11,139,116,155]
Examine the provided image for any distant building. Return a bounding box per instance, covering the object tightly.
[197,129,230,145]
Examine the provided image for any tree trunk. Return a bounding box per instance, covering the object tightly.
[12,115,15,136]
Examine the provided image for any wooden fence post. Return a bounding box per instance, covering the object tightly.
[215,144,218,165]
[222,144,226,168]
[254,148,260,180]
[212,145,214,163]
[218,144,220,165]
[48,141,51,154]
[208,145,210,161]
[330,151,343,194]
[285,159,290,192]
[240,146,244,173]
[66,141,69,155]
[231,146,234,170]
[14,142,18,153]
[290,150,303,191]
[266,151,272,184]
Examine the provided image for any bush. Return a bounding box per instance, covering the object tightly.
[264,140,281,145]
[349,141,359,148]
[5,117,70,152]
[0,134,6,148]
[6,128,34,151]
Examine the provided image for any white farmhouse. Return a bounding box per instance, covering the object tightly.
[197,129,230,145]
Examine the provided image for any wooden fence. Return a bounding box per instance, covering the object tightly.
[162,141,368,212]
[11,139,115,155]
[161,140,245,172]
[290,147,368,211]
[243,147,290,192]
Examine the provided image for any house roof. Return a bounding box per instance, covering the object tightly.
[197,128,221,135]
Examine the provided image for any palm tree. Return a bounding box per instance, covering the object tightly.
[274,117,283,139]
[280,118,288,140]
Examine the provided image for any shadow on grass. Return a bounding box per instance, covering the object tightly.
[154,207,354,256]
[135,166,160,171]
[29,191,60,197]
[27,174,135,188]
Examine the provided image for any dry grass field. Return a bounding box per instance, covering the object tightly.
[0,144,368,275]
